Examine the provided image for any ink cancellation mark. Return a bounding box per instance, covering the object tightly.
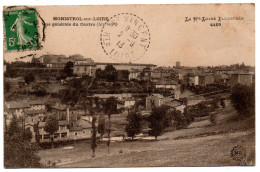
[100,13,151,63]
[4,8,40,52]
[231,145,246,162]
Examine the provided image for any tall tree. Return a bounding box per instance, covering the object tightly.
[104,65,117,82]
[44,116,59,149]
[91,116,97,157]
[125,111,142,140]
[103,96,117,153]
[97,114,106,140]
[64,61,74,77]
[33,121,40,144]
[5,116,41,168]
[147,106,169,140]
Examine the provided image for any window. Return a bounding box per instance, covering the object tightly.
[54,133,59,138]
[61,133,67,138]
[40,135,43,140]
[59,125,66,130]
[44,134,50,139]
[75,132,77,136]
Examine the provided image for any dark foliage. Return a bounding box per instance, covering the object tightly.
[125,111,142,140]
[103,96,118,152]
[96,65,118,82]
[63,61,74,77]
[44,116,59,149]
[4,80,11,93]
[147,106,169,140]
[103,97,118,115]
[5,116,41,168]
[24,73,35,84]
[230,84,255,117]
[91,116,97,157]
[31,83,47,96]
[97,114,106,140]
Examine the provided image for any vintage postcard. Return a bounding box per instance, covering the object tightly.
[3,4,255,168]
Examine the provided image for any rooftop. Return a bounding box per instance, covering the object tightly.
[58,120,70,126]
[24,109,46,115]
[79,118,92,129]
[96,62,156,67]
[147,94,164,99]
[5,102,30,109]
[51,104,68,111]
[164,100,183,108]
[156,79,178,85]
[69,126,83,132]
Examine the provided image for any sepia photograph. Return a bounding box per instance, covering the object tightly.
[2,3,255,168]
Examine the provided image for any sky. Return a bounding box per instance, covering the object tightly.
[3,4,255,67]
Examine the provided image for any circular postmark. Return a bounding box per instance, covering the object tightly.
[100,13,151,63]
[231,145,246,161]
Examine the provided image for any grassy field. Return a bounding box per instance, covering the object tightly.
[38,103,255,167]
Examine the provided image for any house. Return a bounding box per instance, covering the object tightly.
[146,94,186,112]
[198,74,214,86]
[151,69,174,81]
[230,73,253,87]
[151,70,162,80]
[4,101,30,118]
[24,109,47,124]
[96,62,156,71]
[214,73,230,86]
[129,69,141,80]
[50,104,81,127]
[27,100,46,111]
[73,59,96,77]
[216,69,235,75]
[36,120,70,142]
[4,102,31,126]
[31,116,94,142]
[164,99,186,113]
[46,62,67,69]
[68,118,94,140]
[88,93,132,101]
[184,95,206,106]
[188,75,199,87]
[117,97,136,110]
[146,94,165,110]
[155,79,178,89]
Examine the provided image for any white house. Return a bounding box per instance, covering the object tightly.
[155,80,178,89]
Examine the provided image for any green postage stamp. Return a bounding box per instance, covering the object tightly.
[4,8,40,51]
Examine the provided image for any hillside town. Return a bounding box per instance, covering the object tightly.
[4,54,255,167]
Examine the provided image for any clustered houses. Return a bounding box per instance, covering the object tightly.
[145,94,186,113]
[6,54,255,144]
[41,54,254,88]
[4,100,95,143]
